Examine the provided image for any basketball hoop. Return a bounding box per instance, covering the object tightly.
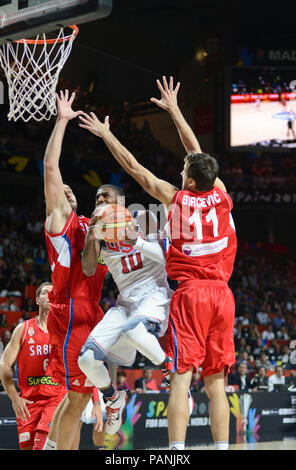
[0,25,79,122]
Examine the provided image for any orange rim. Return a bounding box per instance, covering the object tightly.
[15,24,79,45]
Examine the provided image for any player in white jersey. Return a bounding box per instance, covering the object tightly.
[78,184,173,434]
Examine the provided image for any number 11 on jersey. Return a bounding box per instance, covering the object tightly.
[189,207,219,241]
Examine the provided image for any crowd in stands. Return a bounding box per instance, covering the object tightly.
[220,152,296,191]
[1,77,295,196]
[0,79,295,394]
[231,71,293,95]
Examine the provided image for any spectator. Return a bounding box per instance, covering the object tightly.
[273,313,285,331]
[276,325,290,340]
[116,370,131,391]
[268,366,286,391]
[247,324,261,349]
[287,370,296,389]
[0,296,19,311]
[0,313,8,328]
[267,340,282,364]
[262,325,275,342]
[253,337,266,359]
[256,310,270,325]
[1,330,12,350]
[241,312,251,326]
[229,362,252,391]
[255,352,275,371]
[22,297,37,312]
[250,366,269,392]
[235,336,248,352]
[134,367,157,393]
[244,344,255,362]
[236,351,253,371]
[280,345,291,366]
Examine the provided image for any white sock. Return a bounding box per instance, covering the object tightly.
[169,441,185,450]
[215,441,229,450]
[43,438,57,450]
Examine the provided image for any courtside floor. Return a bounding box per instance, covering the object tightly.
[155,439,296,450]
[1,440,295,450]
[191,440,296,450]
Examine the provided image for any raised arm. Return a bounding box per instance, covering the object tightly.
[44,90,83,233]
[79,114,177,207]
[81,208,102,277]
[151,76,227,192]
[0,324,34,421]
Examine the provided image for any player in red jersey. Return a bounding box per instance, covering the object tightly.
[0,282,67,450]
[78,76,237,451]
[43,90,108,450]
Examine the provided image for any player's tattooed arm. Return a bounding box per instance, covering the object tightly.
[81,209,102,277]
[44,90,83,228]
[79,113,178,206]
[151,76,227,193]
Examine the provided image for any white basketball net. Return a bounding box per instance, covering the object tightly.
[0,27,77,122]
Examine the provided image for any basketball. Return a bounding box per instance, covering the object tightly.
[94,204,133,243]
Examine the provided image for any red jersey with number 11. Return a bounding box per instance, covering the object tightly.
[165,187,237,283]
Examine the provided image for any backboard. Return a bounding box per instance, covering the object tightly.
[0,0,113,44]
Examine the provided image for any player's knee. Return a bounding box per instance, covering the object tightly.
[127,320,160,342]
[204,375,225,400]
[78,349,103,375]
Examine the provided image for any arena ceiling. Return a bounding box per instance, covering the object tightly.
[76,0,296,74]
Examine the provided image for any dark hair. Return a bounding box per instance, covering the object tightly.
[36,282,52,299]
[184,153,219,191]
[117,370,127,378]
[98,184,125,197]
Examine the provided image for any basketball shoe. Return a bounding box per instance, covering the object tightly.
[105,389,131,434]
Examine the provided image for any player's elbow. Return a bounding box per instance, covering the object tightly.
[43,159,54,171]
[82,261,96,277]
[82,266,96,277]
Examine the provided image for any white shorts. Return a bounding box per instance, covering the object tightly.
[87,285,172,367]
[80,390,106,424]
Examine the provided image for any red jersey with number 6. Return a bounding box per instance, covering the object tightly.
[16,318,53,400]
[45,210,108,300]
[165,187,237,282]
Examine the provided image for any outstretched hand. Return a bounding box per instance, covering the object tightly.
[56,89,84,121]
[79,112,110,137]
[150,76,180,111]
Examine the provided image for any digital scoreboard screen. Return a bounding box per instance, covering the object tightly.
[229,66,296,151]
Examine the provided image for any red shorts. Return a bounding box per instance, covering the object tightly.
[165,280,235,377]
[17,393,65,449]
[47,298,104,393]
